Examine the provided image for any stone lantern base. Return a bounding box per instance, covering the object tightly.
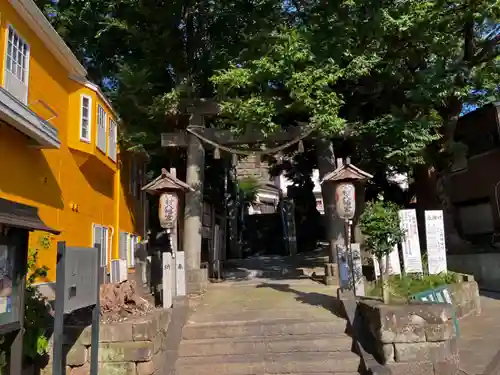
[324,262,339,285]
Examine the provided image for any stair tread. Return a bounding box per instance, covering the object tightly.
[176,351,360,365]
[175,352,361,375]
[185,317,347,327]
[182,322,347,339]
[176,372,360,375]
[180,333,352,344]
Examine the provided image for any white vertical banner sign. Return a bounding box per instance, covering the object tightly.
[399,209,423,273]
[176,251,186,296]
[425,210,447,274]
[373,245,402,278]
[162,252,173,308]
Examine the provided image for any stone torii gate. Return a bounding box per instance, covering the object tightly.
[161,100,307,293]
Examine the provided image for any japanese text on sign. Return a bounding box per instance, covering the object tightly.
[399,209,423,273]
[159,193,178,229]
[425,210,447,274]
[336,183,356,220]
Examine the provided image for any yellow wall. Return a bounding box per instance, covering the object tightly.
[0,0,145,282]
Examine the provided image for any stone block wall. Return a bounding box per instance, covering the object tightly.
[358,278,481,375]
[359,300,458,375]
[40,309,171,375]
[448,253,500,291]
[447,277,481,318]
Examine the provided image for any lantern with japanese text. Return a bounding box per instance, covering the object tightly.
[159,193,179,229]
[142,168,193,229]
[335,182,356,220]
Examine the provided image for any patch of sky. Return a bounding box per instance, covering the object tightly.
[282,0,297,13]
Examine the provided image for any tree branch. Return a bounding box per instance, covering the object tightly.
[464,19,475,62]
[472,33,500,65]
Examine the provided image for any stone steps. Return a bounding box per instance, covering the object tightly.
[175,316,361,375]
[178,334,353,356]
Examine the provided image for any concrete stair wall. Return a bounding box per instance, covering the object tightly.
[175,317,363,375]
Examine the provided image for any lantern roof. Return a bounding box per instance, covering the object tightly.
[321,163,373,184]
[142,168,193,194]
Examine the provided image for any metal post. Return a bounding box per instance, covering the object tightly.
[345,219,356,296]
[90,245,101,375]
[52,242,66,375]
[168,227,177,298]
[9,229,28,375]
[162,252,173,308]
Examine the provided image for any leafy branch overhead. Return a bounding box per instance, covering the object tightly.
[38,0,500,170]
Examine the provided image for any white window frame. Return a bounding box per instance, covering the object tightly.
[80,94,92,143]
[4,25,30,104]
[108,118,117,161]
[127,234,137,268]
[92,224,109,267]
[96,104,107,152]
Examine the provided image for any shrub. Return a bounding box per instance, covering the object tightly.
[360,200,405,303]
[367,272,459,301]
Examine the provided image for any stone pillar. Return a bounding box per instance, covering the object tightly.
[228,155,241,258]
[182,113,208,293]
[315,140,344,285]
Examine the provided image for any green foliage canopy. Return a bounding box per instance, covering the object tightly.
[36,0,500,177]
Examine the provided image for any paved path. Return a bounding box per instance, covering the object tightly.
[458,291,500,375]
[176,280,361,375]
[187,280,343,324]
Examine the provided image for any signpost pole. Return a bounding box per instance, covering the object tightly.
[345,219,356,295]
[52,242,66,375]
[90,245,101,375]
[162,252,172,308]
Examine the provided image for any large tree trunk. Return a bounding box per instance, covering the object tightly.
[435,170,470,252]
[415,100,470,253]
[315,139,344,263]
[437,101,471,253]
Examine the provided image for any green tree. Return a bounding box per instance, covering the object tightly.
[37,0,500,251]
[359,200,405,303]
[35,0,287,148]
[211,0,500,250]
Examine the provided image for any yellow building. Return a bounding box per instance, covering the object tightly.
[0,0,146,287]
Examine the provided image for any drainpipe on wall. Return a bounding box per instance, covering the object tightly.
[113,164,121,260]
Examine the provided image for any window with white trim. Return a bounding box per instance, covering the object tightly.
[128,234,137,268]
[96,104,107,152]
[108,118,117,161]
[4,25,30,104]
[92,224,109,267]
[119,232,138,268]
[80,95,92,142]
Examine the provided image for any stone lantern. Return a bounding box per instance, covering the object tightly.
[321,159,372,294]
[142,168,193,305]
